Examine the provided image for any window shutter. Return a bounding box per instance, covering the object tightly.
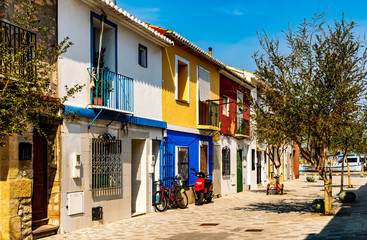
[198,67,210,101]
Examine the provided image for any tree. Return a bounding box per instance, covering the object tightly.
[332,113,366,191]
[253,13,367,214]
[251,101,292,178]
[0,0,82,146]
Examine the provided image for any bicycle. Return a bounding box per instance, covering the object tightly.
[153,177,188,212]
[266,175,284,195]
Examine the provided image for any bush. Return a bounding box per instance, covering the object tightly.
[339,191,356,203]
[306,176,316,182]
[312,199,324,212]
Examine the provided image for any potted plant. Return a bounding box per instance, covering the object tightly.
[92,48,111,106]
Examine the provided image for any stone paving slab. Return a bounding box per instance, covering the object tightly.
[45,175,367,240]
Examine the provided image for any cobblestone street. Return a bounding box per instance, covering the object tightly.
[45,175,367,240]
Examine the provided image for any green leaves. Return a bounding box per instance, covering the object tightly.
[253,12,367,176]
[0,0,82,146]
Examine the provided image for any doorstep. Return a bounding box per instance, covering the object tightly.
[32,224,59,239]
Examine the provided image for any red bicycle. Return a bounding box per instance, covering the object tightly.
[266,175,284,195]
[153,178,188,212]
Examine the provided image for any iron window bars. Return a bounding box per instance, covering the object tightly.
[92,136,122,195]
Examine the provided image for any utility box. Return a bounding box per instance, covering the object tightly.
[72,153,81,178]
[67,192,84,215]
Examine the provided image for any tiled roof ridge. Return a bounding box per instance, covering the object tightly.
[166,30,225,68]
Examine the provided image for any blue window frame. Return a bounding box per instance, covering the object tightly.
[138,44,147,68]
[90,11,118,71]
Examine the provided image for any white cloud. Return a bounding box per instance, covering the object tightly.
[232,10,243,16]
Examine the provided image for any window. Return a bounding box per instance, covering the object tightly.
[138,44,147,68]
[177,147,189,182]
[175,56,189,102]
[198,66,210,101]
[222,96,229,116]
[222,147,230,176]
[252,149,256,171]
[92,137,122,195]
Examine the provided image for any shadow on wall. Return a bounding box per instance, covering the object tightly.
[305,184,367,239]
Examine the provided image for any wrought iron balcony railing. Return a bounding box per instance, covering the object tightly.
[236,118,250,137]
[198,100,219,128]
[0,20,36,74]
[88,67,134,113]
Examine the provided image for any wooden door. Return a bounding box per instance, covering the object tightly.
[200,145,208,176]
[32,131,48,221]
[237,149,243,192]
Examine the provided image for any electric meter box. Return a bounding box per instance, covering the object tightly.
[72,153,81,178]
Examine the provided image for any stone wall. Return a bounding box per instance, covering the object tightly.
[0,0,57,45]
[0,134,33,240]
[0,2,60,239]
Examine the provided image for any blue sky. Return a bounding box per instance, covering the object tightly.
[116,0,367,72]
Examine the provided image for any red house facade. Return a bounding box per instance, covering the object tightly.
[219,74,251,138]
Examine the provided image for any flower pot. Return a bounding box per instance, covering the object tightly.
[93,97,102,106]
[339,191,356,203]
[312,199,324,212]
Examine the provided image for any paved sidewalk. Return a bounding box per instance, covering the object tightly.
[45,175,367,240]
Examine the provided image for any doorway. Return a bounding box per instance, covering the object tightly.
[131,139,147,215]
[257,151,262,184]
[200,144,208,176]
[32,131,48,223]
[237,149,243,192]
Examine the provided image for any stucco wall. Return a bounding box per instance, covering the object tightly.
[162,46,220,129]
[60,118,162,233]
[58,0,163,121]
[219,74,250,136]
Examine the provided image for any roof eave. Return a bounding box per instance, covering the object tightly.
[220,68,255,90]
[165,31,225,68]
[83,0,174,47]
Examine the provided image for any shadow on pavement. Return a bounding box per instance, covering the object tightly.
[164,232,232,240]
[231,199,312,214]
[305,183,367,240]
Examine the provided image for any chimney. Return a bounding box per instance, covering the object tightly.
[208,47,212,56]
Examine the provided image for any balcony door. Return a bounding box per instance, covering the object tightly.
[237,91,243,130]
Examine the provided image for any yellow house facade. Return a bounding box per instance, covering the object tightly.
[149,27,225,197]
[161,31,223,130]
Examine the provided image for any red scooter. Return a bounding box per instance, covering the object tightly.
[191,168,213,205]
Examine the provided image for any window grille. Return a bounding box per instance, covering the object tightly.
[222,147,230,176]
[92,137,122,195]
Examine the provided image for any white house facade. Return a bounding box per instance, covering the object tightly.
[58,0,173,233]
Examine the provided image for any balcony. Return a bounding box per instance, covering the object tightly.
[0,20,36,75]
[198,100,220,131]
[89,67,134,113]
[235,118,250,138]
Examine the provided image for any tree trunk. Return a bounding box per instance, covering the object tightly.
[341,155,346,192]
[346,159,352,188]
[324,176,332,215]
[362,155,365,178]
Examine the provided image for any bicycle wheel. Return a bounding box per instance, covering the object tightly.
[176,191,188,209]
[153,191,167,212]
